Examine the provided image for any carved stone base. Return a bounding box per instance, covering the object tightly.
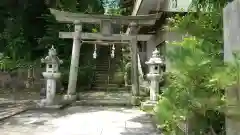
[141,100,157,111]
[36,100,62,109]
[38,99,54,107]
[131,96,141,106]
[37,104,62,109]
[63,94,77,101]
[34,99,62,110]
[38,99,46,107]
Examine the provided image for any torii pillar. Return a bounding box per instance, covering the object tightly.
[49,9,162,102]
[129,22,140,105]
[64,21,82,101]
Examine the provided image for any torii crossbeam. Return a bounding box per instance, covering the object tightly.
[59,32,152,41]
[50,9,161,102]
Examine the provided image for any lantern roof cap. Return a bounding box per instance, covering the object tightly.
[145,48,164,65]
[41,45,63,64]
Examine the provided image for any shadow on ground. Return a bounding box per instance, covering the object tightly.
[0,106,159,135]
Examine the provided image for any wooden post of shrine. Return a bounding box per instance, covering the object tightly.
[64,21,82,100]
[129,22,140,105]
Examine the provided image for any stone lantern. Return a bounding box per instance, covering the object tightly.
[41,46,63,106]
[145,48,164,101]
[141,48,164,110]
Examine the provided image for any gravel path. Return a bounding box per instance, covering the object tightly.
[0,106,159,135]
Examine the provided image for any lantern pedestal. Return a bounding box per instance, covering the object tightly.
[131,96,141,106]
[141,100,157,111]
[63,94,77,101]
[41,72,61,106]
[147,74,161,101]
[42,72,61,79]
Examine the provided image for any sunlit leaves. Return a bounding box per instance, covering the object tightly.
[156,37,227,134]
[155,0,230,134]
[168,0,227,57]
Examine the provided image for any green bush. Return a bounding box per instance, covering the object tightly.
[77,65,95,87]
[61,64,95,90]
[112,71,124,86]
[154,37,227,134]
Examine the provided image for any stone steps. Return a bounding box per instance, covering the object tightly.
[92,46,123,90]
[76,91,132,106]
[94,77,113,82]
[94,76,110,79]
[95,70,110,73]
[74,99,132,106]
[96,63,108,66]
[95,73,112,77]
[96,62,109,65]
[91,87,127,91]
[92,84,121,88]
[92,84,120,88]
[93,81,112,85]
[95,68,110,71]
[94,75,111,80]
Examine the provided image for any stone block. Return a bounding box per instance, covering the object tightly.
[131,96,141,106]
[141,100,157,112]
[63,94,77,101]
[224,1,240,134]
[0,72,12,88]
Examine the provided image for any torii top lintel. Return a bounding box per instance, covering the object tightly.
[50,9,161,26]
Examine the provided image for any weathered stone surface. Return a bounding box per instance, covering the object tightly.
[0,72,12,88]
[131,96,142,106]
[0,101,35,121]
[75,91,132,106]
[224,1,240,135]
[224,0,240,61]
[141,100,157,111]
[0,106,159,135]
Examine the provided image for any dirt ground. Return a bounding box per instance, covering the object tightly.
[0,89,40,102]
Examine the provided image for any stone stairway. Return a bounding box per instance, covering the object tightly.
[76,91,132,106]
[92,45,125,90]
[94,56,113,89]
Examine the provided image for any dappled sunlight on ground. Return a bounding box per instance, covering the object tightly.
[78,91,131,100]
[0,106,158,135]
[0,90,158,135]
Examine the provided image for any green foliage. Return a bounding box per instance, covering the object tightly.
[60,44,97,90]
[167,0,228,60]
[105,8,125,15]
[61,64,95,88]
[154,96,180,133]
[1,27,28,60]
[155,37,227,134]
[0,0,111,91]
[112,72,124,86]
[153,0,234,134]
[0,0,105,61]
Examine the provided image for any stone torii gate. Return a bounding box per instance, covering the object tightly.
[50,9,161,102]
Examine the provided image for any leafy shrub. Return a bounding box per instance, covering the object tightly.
[112,71,124,86]
[154,37,226,134]
[61,64,95,91]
